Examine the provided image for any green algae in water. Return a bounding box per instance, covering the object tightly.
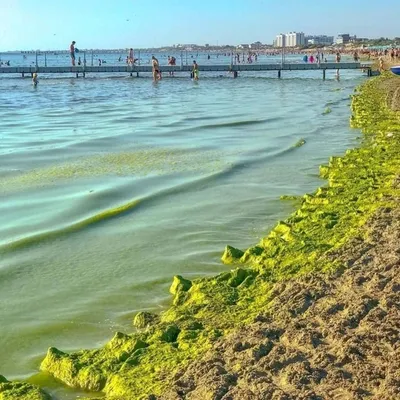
[293,138,306,147]
[0,376,50,400]
[322,107,332,115]
[21,74,400,399]
[0,148,225,193]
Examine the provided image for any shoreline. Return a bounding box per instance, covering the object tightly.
[2,73,400,399]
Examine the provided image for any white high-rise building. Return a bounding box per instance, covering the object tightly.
[286,32,305,47]
[274,32,305,48]
[275,34,286,48]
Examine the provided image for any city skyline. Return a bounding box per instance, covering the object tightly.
[1,0,400,51]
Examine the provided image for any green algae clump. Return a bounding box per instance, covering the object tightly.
[0,376,50,400]
[322,107,332,115]
[133,311,159,329]
[294,138,306,147]
[170,275,192,295]
[39,74,400,399]
[221,245,244,264]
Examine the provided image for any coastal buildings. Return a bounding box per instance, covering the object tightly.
[274,32,304,48]
[336,34,351,45]
[275,34,286,48]
[305,35,334,46]
[286,32,305,47]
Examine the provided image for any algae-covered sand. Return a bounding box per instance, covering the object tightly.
[5,73,400,399]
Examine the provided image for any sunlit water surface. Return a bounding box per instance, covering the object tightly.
[0,55,364,398]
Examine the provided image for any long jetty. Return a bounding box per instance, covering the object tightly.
[0,62,373,79]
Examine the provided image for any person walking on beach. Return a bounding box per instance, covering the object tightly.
[70,41,76,66]
[152,56,161,81]
[379,56,384,72]
[192,60,199,80]
[336,52,341,63]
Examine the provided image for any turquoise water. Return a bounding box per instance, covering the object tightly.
[0,62,364,398]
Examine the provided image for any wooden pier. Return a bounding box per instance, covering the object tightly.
[0,62,373,79]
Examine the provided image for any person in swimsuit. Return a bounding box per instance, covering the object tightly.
[70,41,76,66]
[192,60,199,80]
[152,56,161,80]
[128,48,134,65]
[32,72,38,86]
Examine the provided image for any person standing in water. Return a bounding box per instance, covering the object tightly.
[192,60,199,80]
[152,56,161,81]
[70,41,76,66]
[32,72,38,86]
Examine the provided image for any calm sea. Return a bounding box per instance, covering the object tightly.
[0,51,364,399]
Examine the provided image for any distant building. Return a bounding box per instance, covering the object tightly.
[336,34,351,45]
[305,35,334,46]
[251,41,263,49]
[274,32,304,48]
[286,32,305,47]
[275,34,286,48]
[349,36,367,43]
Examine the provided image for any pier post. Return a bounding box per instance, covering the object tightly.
[278,70,281,79]
[22,73,25,78]
[35,51,38,69]
[137,72,139,78]
[323,69,326,80]
[233,71,238,79]
[83,52,86,78]
[130,72,133,77]
[45,52,47,67]
[76,73,79,78]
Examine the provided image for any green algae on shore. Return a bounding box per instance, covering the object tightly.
[0,375,50,400]
[10,73,400,400]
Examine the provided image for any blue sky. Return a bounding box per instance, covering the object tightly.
[0,0,398,50]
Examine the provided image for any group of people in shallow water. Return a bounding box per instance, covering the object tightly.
[150,55,199,81]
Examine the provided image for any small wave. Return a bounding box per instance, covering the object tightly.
[324,97,350,107]
[200,118,279,129]
[0,199,140,254]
